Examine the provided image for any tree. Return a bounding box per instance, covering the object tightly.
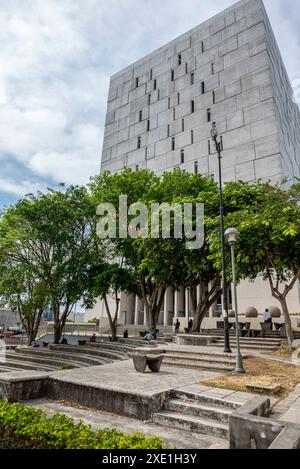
[211,181,300,347]
[0,263,48,345]
[0,186,98,344]
[86,260,138,341]
[91,168,219,330]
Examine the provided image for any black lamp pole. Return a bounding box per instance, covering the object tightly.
[211,124,231,354]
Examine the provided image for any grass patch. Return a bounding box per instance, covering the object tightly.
[264,344,293,359]
[200,357,300,399]
[58,364,76,371]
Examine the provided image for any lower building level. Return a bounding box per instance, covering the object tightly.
[85,277,300,329]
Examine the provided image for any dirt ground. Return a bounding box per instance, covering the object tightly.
[200,357,300,398]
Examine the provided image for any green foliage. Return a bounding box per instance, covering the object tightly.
[0,185,103,344]
[58,364,76,370]
[0,401,164,449]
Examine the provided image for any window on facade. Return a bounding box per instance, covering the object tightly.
[208,139,211,155]
[212,90,215,105]
[194,161,198,174]
[201,41,204,53]
[157,89,160,100]
[180,149,185,164]
[171,137,175,151]
[191,73,194,85]
[148,94,151,105]
[201,81,205,94]
[150,68,153,80]
[191,129,194,144]
[182,119,185,132]
[168,97,171,109]
[167,124,170,138]
[173,108,176,120]
[178,92,180,105]
[171,70,175,81]
[207,108,211,123]
[154,79,157,90]
[137,136,141,149]
[147,119,150,131]
[211,63,214,75]
[135,77,139,88]
[191,100,195,113]
[178,54,182,65]
[145,147,148,159]
[139,110,143,122]
[185,63,188,74]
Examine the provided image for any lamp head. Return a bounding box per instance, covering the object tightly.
[211,122,218,140]
[225,227,240,244]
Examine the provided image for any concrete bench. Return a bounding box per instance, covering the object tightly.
[131,354,163,373]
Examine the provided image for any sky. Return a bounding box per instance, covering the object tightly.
[0,0,300,208]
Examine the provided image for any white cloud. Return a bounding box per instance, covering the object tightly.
[0,0,300,203]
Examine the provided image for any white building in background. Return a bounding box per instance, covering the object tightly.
[86,0,300,329]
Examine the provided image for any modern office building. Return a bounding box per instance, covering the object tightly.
[86,0,300,328]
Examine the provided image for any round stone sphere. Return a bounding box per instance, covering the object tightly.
[269,306,281,318]
[228,309,235,318]
[244,306,258,318]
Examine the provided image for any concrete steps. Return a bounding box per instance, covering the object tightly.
[163,358,233,372]
[164,398,231,423]
[88,342,137,353]
[49,344,128,361]
[213,342,279,352]
[162,349,236,372]
[165,352,236,365]
[15,348,111,366]
[153,389,242,440]
[170,389,239,409]
[153,410,228,439]
[0,358,54,372]
[6,351,86,369]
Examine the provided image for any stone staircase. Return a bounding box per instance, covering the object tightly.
[153,389,240,440]
[212,337,281,353]
[0,341,136,374]
[162,350,236,372]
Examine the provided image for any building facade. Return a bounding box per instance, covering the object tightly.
[87,0,300,328]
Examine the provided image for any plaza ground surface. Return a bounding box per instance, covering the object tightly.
[21,361,256,449]
[24,397,228,449]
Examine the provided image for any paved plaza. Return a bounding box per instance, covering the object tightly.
[25,397,228,449]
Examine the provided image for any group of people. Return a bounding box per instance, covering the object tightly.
[174,318,193,334]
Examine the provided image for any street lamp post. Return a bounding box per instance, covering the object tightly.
[211,124,231,353]
[225,228,245,375]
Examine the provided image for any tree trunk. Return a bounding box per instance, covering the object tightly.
[267,268,298,348]
[103,295,118,342]
[54,322,64,344]
[148,287,166,331]
[278,295,294,347]
[192,279,221,332]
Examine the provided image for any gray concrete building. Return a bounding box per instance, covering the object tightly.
[89,0,300,329]
[101,0,300,183]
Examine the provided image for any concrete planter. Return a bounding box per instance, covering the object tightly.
[269,306,281,318]
[244,307,258,318]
